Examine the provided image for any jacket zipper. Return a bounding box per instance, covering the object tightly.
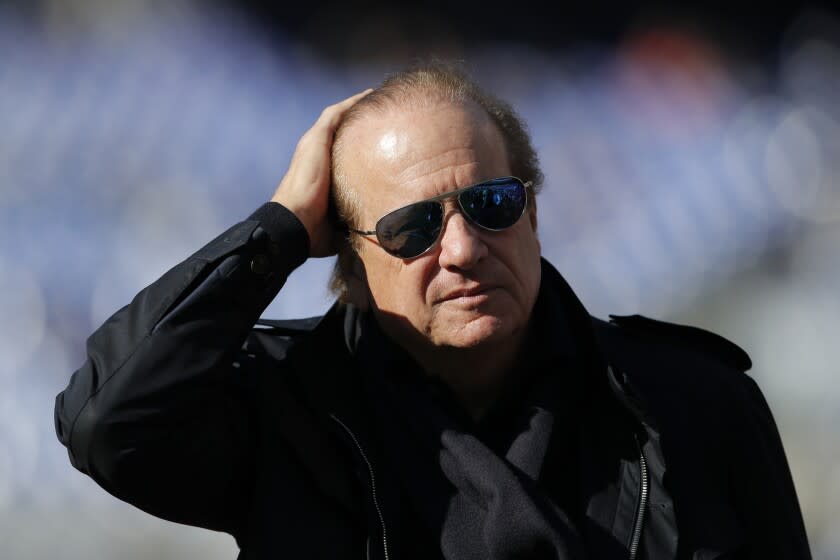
[330,414,390,560]
[629,438,649,560]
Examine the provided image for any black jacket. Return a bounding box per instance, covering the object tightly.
[54,203,811,559]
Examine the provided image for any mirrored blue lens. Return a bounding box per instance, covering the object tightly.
[459,178,527,230]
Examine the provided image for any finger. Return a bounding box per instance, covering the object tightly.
[331,88,374,111]
[315,88,374,130]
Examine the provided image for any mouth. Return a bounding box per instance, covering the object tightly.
[438,285,497,303]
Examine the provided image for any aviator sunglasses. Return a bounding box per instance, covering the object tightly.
[349,176,532,259]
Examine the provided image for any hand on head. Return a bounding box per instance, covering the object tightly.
[271,89,373,257]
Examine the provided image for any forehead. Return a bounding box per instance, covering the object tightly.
[341,100,510,219]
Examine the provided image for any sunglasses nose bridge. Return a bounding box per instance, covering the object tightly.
[437,202,487,257]
[439,197,479,236]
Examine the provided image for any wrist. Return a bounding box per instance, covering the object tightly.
[248,202,311,258]
[271,201,313,240]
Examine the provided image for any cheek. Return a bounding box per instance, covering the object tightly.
[496,222,538,260]
[496,226,541,302]
[522,234,542,294]
[361,250,431,315]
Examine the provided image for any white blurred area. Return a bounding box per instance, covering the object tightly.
[1,1,839,558]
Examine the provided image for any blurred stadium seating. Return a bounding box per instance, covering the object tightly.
[1,1,838,557]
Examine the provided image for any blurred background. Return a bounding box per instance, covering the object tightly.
[1,0,839,557]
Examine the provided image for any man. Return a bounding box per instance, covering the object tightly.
[55,64,811,559]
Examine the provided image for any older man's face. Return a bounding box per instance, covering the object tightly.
[343,100,542,353]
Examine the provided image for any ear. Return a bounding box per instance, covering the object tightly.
[527,201,541,253]
[339,247,371,312]
[528,198,538,232]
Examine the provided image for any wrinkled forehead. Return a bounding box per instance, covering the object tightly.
[338,100,510,220]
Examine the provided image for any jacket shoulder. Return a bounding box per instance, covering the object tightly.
[600,314,752,372]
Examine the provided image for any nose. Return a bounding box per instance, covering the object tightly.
[437,210,488,271]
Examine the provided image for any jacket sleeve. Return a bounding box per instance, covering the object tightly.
[730,374,812,559]
[54,202,310,535]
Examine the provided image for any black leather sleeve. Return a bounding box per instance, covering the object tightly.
[54,202,309,535]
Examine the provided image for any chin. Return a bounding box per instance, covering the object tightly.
[434,313,516,349]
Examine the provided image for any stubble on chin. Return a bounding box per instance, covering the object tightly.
[427,304,510,349]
